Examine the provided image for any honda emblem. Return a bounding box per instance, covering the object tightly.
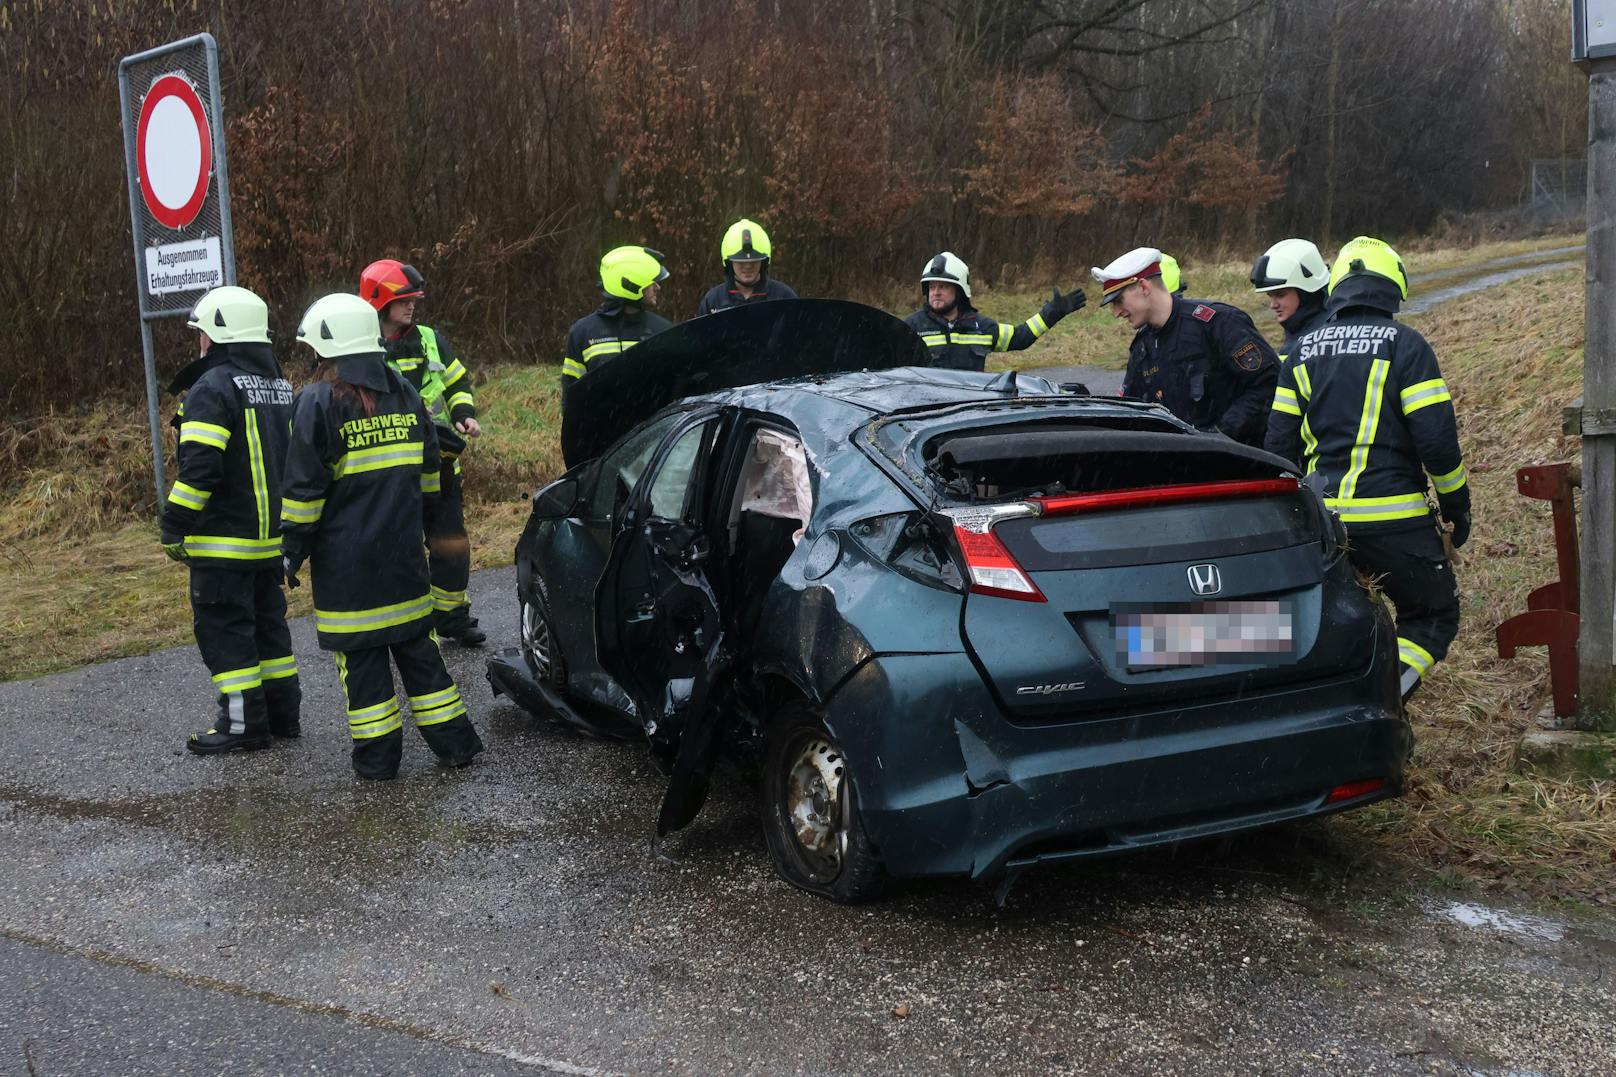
[1187,563,1222,596]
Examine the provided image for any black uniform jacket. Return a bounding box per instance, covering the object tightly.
[1277,295,1329,362]
[161,342,295,569]
[280,356,442,650]
[695,276,798,316]
[1122,296,1279,446]
[903,300,1059,372]
[1264,286,1467,533]
[560,300,674,466]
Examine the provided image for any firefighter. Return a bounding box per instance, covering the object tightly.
[1160,254,1186,296]
[1096,246,1278,447]
[904,252,1085,371]
[160,285,301,753]
[695,218,798,316]
[360,259,485,646]
[1250,238,1330,359]
[1265,236,1468,701]
[560,245,674,467]
[281,293,484,779]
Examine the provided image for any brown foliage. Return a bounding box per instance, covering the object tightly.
[1123,106,1288,216]
[961,75,1115,219]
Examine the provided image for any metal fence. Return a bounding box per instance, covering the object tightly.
[1528,158,1587,218]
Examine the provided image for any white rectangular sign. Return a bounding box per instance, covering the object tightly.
[143,235,223,296]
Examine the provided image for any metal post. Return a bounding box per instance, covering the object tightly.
[141,319,167,509]
[1578,57,1616,731]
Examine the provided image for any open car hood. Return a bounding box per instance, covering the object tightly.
[564,298,927,464]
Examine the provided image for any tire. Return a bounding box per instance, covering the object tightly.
[519,573,568,692]
[760,701,886,903]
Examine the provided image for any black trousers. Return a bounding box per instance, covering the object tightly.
[425,457,473,626]
[189,564,301,736]
[332,630,483,779]
[1347,522,1461,697]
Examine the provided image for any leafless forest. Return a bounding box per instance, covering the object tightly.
[0,0,1586,414]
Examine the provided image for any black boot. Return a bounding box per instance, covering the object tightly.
[435,608,486,647]
[187,727,272,755]
[270,717,302,739]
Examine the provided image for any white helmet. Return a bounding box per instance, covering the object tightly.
[1250,238,1328,294]
[920,251,972,301]
[187,285,271,345]
[296,293,383,360]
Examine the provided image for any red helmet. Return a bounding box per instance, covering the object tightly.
[358,259,426,313]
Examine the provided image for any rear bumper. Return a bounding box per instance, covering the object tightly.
[823,636,1408,881]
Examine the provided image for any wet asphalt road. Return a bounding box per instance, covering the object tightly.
[2,566,1614,1075]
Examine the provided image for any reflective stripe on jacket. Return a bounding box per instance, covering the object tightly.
[384,324,476,426]
[903,305,1054,372]
[1264,311,1466,530]
[161,342,295,568]
[280,359,441,650]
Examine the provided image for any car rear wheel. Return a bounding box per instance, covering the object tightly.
[519,575,568,692]
[761,702,885,903]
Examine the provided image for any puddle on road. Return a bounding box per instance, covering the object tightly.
[1424,900,1566,942]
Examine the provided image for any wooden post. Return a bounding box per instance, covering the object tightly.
[1578,57,1616,732]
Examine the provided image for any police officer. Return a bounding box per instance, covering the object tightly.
[1160,254,1186,296]
[281,293,484,780]
[1096,246,1278,446]
[160,286,301,753]
[695,218,798,316]
[904,252,1085,371]
[1250,238,1330,359]
[560,245,673,467]
[360,259,485,646]
[1265,237,1468,701]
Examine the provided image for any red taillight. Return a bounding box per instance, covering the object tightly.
[1034,477,1301,517]
[1325,778,1386,804]
[952,525,1046,602]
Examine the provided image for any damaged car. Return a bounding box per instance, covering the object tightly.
[487,298,1409,902]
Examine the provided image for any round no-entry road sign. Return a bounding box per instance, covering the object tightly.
[136,72,213,230]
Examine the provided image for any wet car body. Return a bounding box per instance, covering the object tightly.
[490,299,1409,901]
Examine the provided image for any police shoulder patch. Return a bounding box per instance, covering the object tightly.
[1231,342,1263,371]
[1192,304,1216,322]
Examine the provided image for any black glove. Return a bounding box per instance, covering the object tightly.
[1438,489,1471,549]
[282,550,306,589]
[1042,286,1087,324]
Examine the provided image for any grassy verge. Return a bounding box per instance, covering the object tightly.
[2,233,1609,904]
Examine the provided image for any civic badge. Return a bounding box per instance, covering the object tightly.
[1187,563,1222,596]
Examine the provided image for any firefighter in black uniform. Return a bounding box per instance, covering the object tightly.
[281,293,484,779]
[560,245,674,467]
[161,286,301,753]
[1250,238,1331,359]
[903,252,1085,371]
[1096,246,1279,447]
[1265,237,1469,701]
[695,218,798,316]
[359,258,486,646]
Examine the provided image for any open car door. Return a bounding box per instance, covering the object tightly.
[595,408,733,834]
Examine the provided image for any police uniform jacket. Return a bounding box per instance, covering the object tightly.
[695,276,798,316]
[1264,277,1467,533]
[1122,296,1279,446]
[161,342,295,569]
[383,324,474,453]
[280,356,442,650]
[903,299,1062,372]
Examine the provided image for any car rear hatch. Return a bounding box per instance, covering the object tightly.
[919,423,1359,720]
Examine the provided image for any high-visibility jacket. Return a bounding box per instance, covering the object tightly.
[383,324,475,431]
[1122,296,1280,447]
[280,357,442,650]
[1264,307,1467,531]
[903,300,1062,372]
[160,342,295,568]
[695,276,798,316]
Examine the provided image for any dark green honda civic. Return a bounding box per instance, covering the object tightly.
[487,299,1408,903]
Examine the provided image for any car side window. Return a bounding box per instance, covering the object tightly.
[586,413,682,517]
[646,419,717,521]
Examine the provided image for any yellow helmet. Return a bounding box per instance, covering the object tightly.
[1328,236,1409,300]
[1160,254,1183,295]
[600,245,669,301]
[721,219,772,269]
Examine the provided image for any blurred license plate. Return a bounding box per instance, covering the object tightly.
[1112,600,1293,670]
